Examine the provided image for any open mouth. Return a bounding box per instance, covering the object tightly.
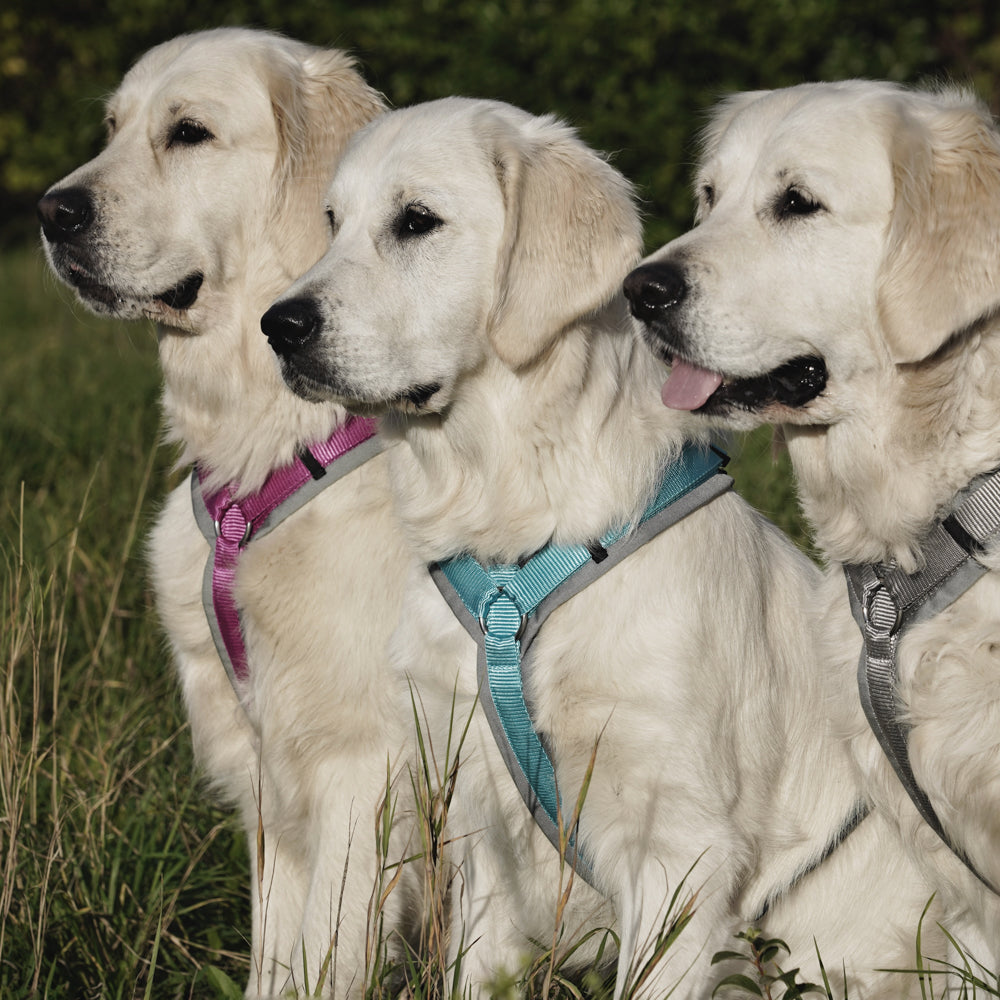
[154,272,203,310]
[391,382,442,410]
[63,261,203,313]
[661,355,828,414]
[281,374,445,415]
[65,262,124,307]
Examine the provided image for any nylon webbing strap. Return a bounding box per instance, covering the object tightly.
[844,465,1000,895]
[432,444,732,883]
[191,418,382,692]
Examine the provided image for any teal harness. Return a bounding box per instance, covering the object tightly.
[430,444,732,884]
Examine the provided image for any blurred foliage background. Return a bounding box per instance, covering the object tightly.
[5,0,1000,250]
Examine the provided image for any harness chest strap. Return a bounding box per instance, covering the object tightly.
[431,444,732,885]
[844,464,1000,896]
[191,416,382,692]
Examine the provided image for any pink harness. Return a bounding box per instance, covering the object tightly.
[191,416,380,690]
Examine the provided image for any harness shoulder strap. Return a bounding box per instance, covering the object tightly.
[191,470,244,690]
[190,418,381,692]
[431,444,732,884]
[844,464,1000,895]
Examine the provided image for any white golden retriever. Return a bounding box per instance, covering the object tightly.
[625,80,1000,973]
[38,29,415,997]
[263,96,943,998]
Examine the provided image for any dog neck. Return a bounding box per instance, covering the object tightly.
[384,301,713,563]
[785,327,1000,571]
[157,228,352,495]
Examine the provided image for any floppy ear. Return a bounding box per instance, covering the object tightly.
[485,112,643,370]
[267,43,385,243]
[878,90,1000,364]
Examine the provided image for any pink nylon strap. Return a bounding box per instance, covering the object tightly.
[198,416,378,683]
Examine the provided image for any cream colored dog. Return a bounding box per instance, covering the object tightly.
[38,29,415,997]
[263,96,943,998]
[625,80,1000,973]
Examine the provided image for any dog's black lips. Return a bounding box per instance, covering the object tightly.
[397,382,441,408]
[62,260,204,313]
[155,272,204,310]
[699,355,828,413]
[64,261,123,307]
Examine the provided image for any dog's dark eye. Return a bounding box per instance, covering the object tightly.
[105,115,117,139]
[695,183,716,222]
[168,119,214,148]
[325,207,338,234]
[775,186,823,219]
[397,204,442,238]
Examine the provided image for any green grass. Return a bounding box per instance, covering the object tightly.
[2,245,988,999]
[1,247,249,998]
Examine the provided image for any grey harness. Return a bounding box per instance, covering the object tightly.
[844,465,1000,894]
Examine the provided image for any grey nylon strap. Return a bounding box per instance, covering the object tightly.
[844,465,1000,895]
[431,471,734,886]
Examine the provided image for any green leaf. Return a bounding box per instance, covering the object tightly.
[712,974,764,997]
[756,936,791,956]
[758,944,781,965]
[776,969,803,986]
[712,950,750,965]
[812,940,836,1000]
[783,983,824,999]
[201,966,245,1000]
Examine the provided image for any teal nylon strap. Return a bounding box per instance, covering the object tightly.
[437,443,727,879]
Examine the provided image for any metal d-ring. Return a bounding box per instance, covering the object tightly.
[478,585,528,640]
[214,505,253,546]
[862,580,902,639]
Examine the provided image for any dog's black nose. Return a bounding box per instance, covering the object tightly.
[623,261,688,321]
[261,297,323,356]
[37,187,94,243]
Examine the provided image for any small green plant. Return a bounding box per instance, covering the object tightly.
[711,929,827,1000]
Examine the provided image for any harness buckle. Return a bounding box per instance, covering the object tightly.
[478,586,528,641]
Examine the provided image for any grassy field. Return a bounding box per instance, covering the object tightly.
[1,247,250,998]
[4,245,988,999]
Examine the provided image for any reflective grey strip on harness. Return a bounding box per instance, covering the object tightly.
[844,465,1000,895]
[430,463,734,886]
[190,433,384,694]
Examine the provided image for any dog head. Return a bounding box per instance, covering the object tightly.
[623,81,1000,429]
[37,28,384,332]
[261,96,641,414]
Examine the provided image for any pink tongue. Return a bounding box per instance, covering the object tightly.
[661,360,724,410]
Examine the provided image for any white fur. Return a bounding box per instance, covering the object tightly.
[635,80,1000,972]
[39,29,416,997]
[269,96,943,998]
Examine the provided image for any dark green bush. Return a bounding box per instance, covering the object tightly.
[6,0,1000,248]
